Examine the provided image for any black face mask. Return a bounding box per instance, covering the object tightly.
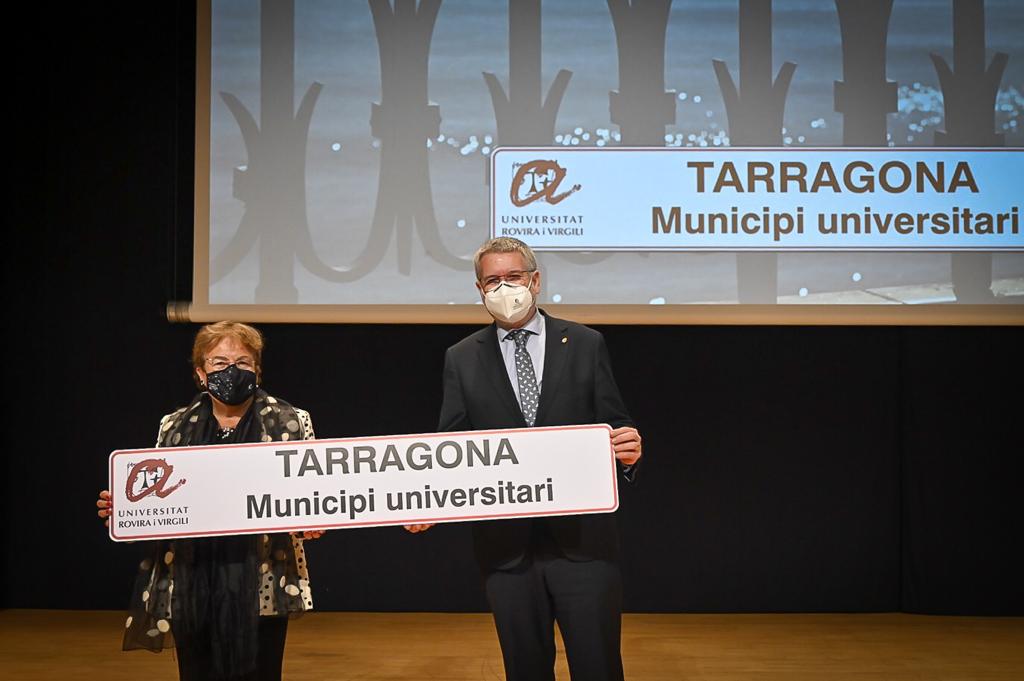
[204,364,258,406]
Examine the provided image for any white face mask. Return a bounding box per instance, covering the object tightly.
[483,282,534,324]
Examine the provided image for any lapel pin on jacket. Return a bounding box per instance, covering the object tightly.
[561,337,568,344]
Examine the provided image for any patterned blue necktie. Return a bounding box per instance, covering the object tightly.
[507,329,540,427]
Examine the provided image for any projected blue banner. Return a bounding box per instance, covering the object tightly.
[490,148,1023,252]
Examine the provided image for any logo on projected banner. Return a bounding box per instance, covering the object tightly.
[125,458,187,502]
[510,160,581,207]
[496,158,587,241]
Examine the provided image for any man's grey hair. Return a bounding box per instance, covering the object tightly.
[473,237,539,280]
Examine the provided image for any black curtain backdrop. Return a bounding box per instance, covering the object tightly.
[4,2,1020,616]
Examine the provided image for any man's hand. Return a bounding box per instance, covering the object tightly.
[610,427,642,466]
[404,524,435,533]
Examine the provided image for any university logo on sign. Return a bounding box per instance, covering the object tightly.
[125,458,187,502]
[510,160,581,207]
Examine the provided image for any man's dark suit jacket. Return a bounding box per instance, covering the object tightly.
[438,311,636,570]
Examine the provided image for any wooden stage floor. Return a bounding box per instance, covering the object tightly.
[1,610,1021,680]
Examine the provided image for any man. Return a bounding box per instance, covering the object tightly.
[406,237,642,681]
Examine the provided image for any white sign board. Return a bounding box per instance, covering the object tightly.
[108,424,618,541]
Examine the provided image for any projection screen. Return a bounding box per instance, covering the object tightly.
[185,0,1024,325]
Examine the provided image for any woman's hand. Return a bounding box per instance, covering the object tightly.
[291,530,326,540]
[96,490,112,528]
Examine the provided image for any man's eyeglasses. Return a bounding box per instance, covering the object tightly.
[481,270,536,292]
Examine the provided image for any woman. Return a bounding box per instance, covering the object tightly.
[97,321,322,681]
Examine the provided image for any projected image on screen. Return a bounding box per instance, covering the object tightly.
[201,0,1023,317]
